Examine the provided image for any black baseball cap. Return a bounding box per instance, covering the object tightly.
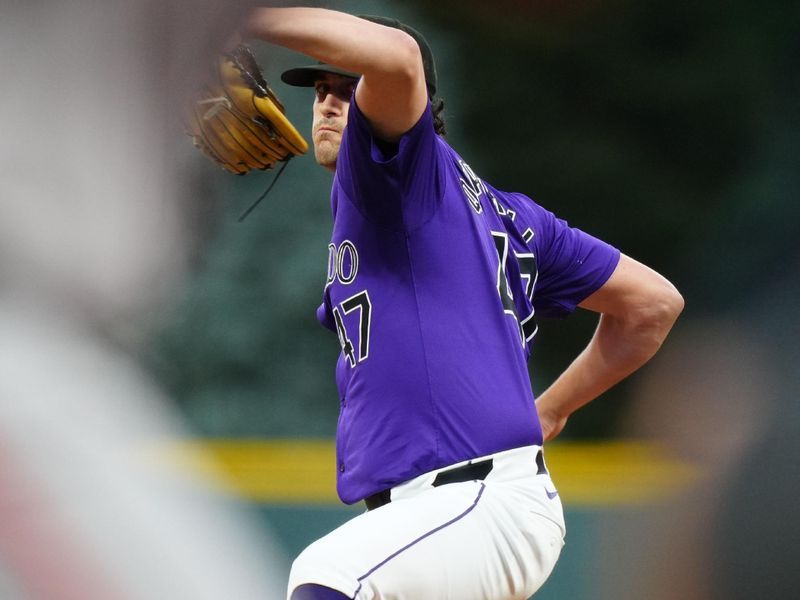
[280,15,438,98]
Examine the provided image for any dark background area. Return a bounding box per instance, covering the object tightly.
[145,0,800,440]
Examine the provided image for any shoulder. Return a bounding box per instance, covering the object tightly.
[335,98,448,229]
[344,93,437,157]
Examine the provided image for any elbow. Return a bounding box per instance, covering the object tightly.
[657,282,684,326]
[638,283,684,339]
[384,29,425,84]
[665,284,685,324]
[621,282,684,347]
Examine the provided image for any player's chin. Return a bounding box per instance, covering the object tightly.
[314,141,340,170]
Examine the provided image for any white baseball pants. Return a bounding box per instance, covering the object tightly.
[288,445,566,600]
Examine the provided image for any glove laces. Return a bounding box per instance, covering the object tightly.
[237,159,291,222]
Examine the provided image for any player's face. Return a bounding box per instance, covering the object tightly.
[312,74,357,171]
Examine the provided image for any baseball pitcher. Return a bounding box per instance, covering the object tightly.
[205,7,684,599]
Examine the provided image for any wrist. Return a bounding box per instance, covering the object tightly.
[535,394,568,422]
[244,8,282,40]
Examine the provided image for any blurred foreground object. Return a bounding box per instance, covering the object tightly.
[0,1,287,598]
[0,308,286,600]
[595,312,798,600]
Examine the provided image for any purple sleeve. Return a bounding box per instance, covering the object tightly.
[335,95,444,229]
[531,205,621,318]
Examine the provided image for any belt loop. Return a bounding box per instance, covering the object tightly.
[536,449,547,475]
[364,489,391,511]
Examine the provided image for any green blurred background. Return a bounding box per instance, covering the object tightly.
[146,0,799,597]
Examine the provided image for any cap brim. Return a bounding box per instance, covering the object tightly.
[280,64,361,87]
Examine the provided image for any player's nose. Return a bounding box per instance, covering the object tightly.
[317,93,345,118]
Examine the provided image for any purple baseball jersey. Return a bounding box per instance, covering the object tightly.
[318,98,620,504]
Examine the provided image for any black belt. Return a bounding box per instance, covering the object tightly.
[364,449,547,511]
